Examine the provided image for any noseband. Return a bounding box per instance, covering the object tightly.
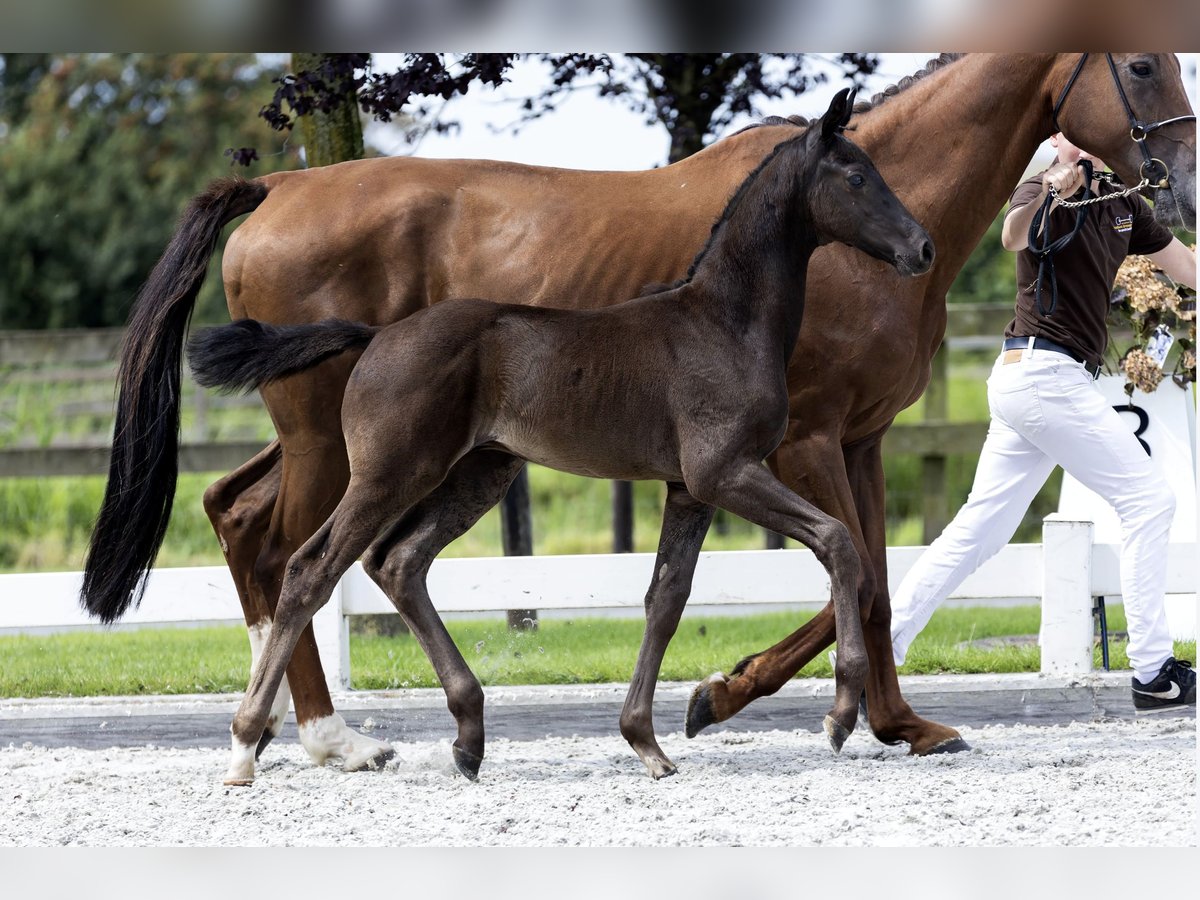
[1052,53,1196,190]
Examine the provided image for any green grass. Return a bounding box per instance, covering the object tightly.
[2,607,1193,698]
[1,357,1060,572]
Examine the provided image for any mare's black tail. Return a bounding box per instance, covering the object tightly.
[81,178,269,623]
[186,319,379,394]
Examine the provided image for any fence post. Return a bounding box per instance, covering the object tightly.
[312,580,351,691]
[1040,514,1094,676]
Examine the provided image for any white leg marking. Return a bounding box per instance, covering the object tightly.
[248,622,292,737]
[224,731,257,785]
[298,713,395,771]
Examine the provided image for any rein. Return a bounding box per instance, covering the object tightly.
[1029,53,1195,317]
[1027,158,1094,317]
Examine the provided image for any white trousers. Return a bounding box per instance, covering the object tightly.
[889,346,1176,682]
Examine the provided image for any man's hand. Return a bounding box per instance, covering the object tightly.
[1042,161,1087,197]
[1002,162,1089,251]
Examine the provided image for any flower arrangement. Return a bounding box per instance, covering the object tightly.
[1108,247,1196,394]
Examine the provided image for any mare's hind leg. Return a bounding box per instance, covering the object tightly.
[684,457,867,751]
[362,449,526,780]
[620,483,714,779]
[248,363,395,772]
[202,440,294,756]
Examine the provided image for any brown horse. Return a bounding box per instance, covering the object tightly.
[82,54,1196,770]
[186,89,933,783]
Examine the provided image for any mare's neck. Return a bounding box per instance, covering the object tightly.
[854,54,1057,297]
[687,142,818,362]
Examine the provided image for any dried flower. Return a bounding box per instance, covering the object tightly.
[1110,251,1196,391]
[1120,347,1165,393]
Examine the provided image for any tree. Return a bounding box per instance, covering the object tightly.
[0,54,298,329]
[251,53,879,166]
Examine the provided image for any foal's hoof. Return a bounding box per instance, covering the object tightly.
[453,745,483,781]
[916,736,971,756]
[685,673,726,738]
[823,715,851,754]
[223,777,254,787]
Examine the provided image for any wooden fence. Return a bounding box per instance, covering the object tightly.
[0,304,1016,542]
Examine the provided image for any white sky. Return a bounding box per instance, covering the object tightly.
[365,53,1198,175]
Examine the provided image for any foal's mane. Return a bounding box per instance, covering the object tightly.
[649,130,810,293]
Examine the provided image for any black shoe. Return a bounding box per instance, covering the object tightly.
[1131,657,1196,714]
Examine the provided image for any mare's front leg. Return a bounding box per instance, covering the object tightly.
[846,437,968,754]
[620,484,714,779]
[684,456,866,751]
[362,449,526,780]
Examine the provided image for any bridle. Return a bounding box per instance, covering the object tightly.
[1052,52,1195,191]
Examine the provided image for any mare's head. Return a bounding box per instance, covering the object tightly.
[803,88,934,276]
[1051,53,1195,230]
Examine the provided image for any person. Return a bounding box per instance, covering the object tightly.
[888,132,1197,712]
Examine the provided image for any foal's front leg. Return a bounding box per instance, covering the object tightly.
[684,459,867,751]
[620,483,714,779]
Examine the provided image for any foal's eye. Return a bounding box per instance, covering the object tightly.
[1130,61,1153,78]
[848,173,866,188]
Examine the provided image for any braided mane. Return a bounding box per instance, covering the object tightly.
[853,53,964,112]
[730,53,966,137]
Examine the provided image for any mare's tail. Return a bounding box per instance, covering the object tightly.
[186,319,379,394]
[81,178,269,623]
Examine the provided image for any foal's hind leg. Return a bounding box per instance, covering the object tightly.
[684,458,867,751]
[362,449,526,780]
[247,368,394,771]
[226,468,448,785]
[620,483,714,779]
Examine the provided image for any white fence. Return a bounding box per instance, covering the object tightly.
[0,515,1194,690]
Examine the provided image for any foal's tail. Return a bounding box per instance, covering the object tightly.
[81,177,269,624]
[187,319,379,394]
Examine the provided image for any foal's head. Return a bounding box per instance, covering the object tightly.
[803,88,934,277]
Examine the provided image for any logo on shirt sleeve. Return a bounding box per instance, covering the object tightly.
[1112,214,1133,234]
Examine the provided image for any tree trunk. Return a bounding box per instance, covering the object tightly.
[291,53,364,167]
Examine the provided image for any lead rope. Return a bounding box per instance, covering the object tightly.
[1027,158,1095,317]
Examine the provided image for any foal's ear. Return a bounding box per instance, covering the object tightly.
[821,87,856,142]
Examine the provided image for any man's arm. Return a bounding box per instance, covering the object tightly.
[1146,237,1197,291]
[1001,162,1088,251]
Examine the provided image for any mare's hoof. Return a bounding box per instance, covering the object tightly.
[223,777,254,787]
[685,673,725,738]
[919,736,971,756]
[346,745,396,772]
[823,715,851,754]
[255,729,276,760]
[453,745,483,781]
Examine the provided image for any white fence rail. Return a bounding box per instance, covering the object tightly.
[1,516,1194,690]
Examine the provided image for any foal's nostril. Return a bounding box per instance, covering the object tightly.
[919,240,935,267]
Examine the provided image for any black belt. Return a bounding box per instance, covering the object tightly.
[1003,336,1101,379]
